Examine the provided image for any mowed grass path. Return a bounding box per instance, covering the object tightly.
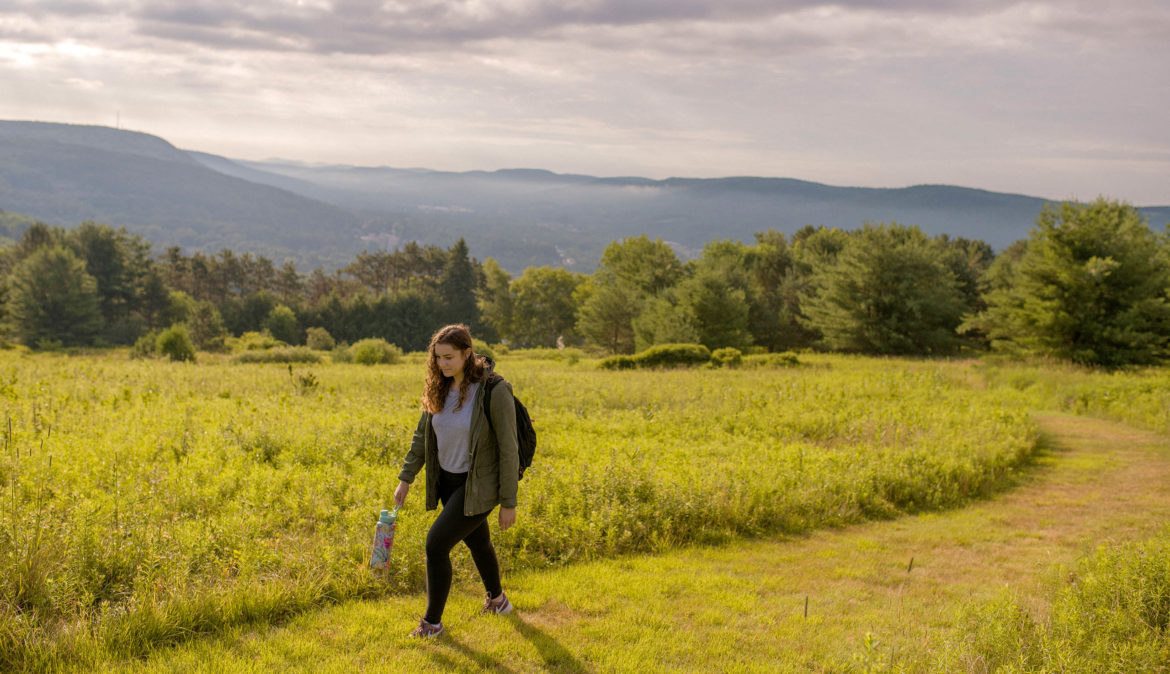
[108,414,1170,673]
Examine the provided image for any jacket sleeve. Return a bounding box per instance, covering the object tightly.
[398,411,429,484]
[490,380,520,508]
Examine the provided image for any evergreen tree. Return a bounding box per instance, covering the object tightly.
[439,238,479,326]
[750,230,820,350]
[274,261,304,305]
[6,246,103,346]
[968,199,1170,366]
[577,277,640,353]
[476,259,514,343]
[187,300,228,351]
[675,269,752,350]
[802,223,965,355]
[577,235,684,353]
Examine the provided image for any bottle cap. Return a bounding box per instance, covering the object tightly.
[379,509,392,524]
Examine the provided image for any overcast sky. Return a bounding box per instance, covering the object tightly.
[1,0,1167,204]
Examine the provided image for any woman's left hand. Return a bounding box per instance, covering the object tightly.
[499,507,516,531]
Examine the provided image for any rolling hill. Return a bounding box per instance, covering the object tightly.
[3,121,1167,273]
[0,121,363,269]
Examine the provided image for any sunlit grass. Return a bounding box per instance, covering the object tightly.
[0,351,1038,670]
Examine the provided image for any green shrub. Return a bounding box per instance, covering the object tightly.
[711,347,743,368]
[635,343,711,368]
[508,347,586,363]
[262,305,300,345]
[600,344,712,369]
[599,354,638,370]
[187,300,228,352]
[351,338,403,365]
[330,343,353,363]
[130,330,158,359]
[743,352,801,368]
[156,324,196,362]
[226,331,285,352]
[473,339,495,360]
[230,347,321,364]
[305,327,335,351]
[938,531,1170,672]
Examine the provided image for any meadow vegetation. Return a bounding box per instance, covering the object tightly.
[977,359,1170,433]
[0,351,1037,670]
[937,530,1170,673]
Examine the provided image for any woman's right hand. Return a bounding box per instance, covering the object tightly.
[394,481,410,508]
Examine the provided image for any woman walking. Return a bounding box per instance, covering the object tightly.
[394,324,519,638]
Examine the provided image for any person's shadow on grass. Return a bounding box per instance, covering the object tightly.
[434,635,517,673]
[506,614,589,673]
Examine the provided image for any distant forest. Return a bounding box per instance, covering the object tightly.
[2,197,1169,367]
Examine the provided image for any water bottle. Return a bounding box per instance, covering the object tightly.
[369,506,399,570]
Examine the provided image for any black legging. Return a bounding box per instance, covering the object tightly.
[423,469,502,624]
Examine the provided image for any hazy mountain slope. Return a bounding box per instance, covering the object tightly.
[230,159,1170,272]
[226,161,1055,262]
[0,120,199,166]
[0,122,364,268]
[2,121,1165,274]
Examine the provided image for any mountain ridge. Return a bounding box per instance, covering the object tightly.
[2,121,1167,272]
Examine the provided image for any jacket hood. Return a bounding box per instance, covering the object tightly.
[479,354,497,377]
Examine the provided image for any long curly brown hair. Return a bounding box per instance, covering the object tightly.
[422,324,487,414]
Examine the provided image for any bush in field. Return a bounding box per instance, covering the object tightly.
[262,304,299,345]
[743,352,801,368]
[505,347,585,363]
[230,347,321,364]
[156,324,196,362]
[130,330,158,359]
[599,354,637,370]
[710,347,743,368]
[352,338,403,365]
[473,339,495,359]
[305,327,335,351]
[330,343,353,363]
[636,343,711,368]
[599,343,711,369]
[227,331,285,352]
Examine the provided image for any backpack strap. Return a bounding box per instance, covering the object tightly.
[482,373,503,426]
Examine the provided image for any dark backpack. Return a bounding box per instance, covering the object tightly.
[484,374,536,480]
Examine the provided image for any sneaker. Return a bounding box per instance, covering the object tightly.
[410,618,444,638]
[482,591,513,615]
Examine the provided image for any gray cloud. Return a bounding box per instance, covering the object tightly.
[4,0,1116,55]
[0,0,1165,204]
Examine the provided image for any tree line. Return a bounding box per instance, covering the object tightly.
[1,198,1167,367]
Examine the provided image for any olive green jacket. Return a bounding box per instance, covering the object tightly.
[397,361,519,516]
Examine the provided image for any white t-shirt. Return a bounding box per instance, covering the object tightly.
[433,384,477,473]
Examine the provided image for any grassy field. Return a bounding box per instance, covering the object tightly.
[96,414,1170,672]
[0,351,1041,670]
[975,358,1170,432]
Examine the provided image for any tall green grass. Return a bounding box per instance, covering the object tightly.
[978,359,1170,433]
[936,529,1170,673]
[0,352,1036,670]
